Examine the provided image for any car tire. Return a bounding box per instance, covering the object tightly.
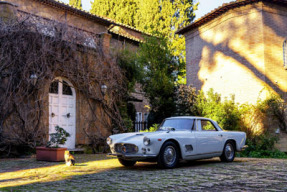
[220,141,235,162]
[118,158,136,167]
[157,141,179,169]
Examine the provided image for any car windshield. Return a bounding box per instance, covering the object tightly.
[157,119,194,131]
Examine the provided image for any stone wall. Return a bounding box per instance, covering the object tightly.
[130,83,150,121]
[0,0,144,147]
[275,131,287,152]
[9,0,107,34]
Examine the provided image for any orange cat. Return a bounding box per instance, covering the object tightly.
[65,151,75,166]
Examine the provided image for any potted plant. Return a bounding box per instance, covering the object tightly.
[36,126,70,162]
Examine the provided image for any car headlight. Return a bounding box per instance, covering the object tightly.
[143,137,150,146]
[107,137,112,145]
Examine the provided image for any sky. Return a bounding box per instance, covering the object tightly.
[60,0,234,21]
[60,0,91,11]
[194,0,234,20]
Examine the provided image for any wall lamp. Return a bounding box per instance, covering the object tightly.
[30,73,38,86]
[101,84,107,95]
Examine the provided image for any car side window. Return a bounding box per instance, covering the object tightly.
[200,120,217,131]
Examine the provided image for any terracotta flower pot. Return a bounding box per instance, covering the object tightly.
[36,147,67,162]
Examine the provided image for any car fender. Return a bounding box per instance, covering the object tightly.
[222,132,246,151]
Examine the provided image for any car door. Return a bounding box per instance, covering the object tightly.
[178,120,198,159]
[163,118,197,159]
[194,119,224,155]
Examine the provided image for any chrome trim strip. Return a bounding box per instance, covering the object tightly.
[185,151,222,157]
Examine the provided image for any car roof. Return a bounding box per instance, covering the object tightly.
[166,116,212,121]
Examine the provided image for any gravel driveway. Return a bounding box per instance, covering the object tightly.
[0,154,287,191]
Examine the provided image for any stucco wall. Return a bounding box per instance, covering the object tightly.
[185,2,267,104]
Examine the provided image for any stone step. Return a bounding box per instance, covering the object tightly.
[67,148,85,154]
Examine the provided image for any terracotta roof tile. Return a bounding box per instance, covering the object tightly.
[176,0,287,34]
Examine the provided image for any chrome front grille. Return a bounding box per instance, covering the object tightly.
[115,143,138,154]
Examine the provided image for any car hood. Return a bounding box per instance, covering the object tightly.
[110,131,171,143]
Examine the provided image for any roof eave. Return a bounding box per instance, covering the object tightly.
[38,0,113,26]
[175,0,287,35]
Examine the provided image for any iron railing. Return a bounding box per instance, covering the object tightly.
[134,121,148,132]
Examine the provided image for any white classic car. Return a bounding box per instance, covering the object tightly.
[107,116,246,168]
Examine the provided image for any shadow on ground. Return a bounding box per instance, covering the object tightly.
[0,154,258,191]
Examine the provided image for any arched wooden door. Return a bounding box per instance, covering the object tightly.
[48,77,76,149]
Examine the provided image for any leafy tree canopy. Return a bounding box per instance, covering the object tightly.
[91,0,198,83]
[69,0,82,9]
[137,35,178,124]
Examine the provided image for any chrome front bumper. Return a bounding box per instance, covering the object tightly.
[107,153,157,160]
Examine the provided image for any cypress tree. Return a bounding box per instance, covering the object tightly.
[90,0,198,83]
[91,0,138,27]
[69,0,82,10]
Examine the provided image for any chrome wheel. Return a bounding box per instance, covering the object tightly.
[220,141,235,162]
[157,141,179,169]
[163,146,176,166]
[225,143,234,160]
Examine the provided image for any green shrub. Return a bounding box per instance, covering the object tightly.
[175,86,287,158]
[259,94,287,132]
[194,89,242,131]
[174,84,197,116]
[140,124,159,132]
[46,126,70,148]
[239,133,287,159]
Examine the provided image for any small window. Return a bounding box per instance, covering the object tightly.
[283,39,287,69]
[201,120,217,131]
[49,81,58,94]
[62,81,73,95]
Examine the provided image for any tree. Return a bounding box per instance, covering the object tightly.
[91,0,138,27]
[90,0,198,124]
[116,49,144,132]
[90,0,198,83]
[137,35,180,124]
[69,0,82,9]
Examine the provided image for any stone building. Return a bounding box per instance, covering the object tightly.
[177,0,287,151]
[0,0,146,150]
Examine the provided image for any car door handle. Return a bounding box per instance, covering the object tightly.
[218,134,223,137]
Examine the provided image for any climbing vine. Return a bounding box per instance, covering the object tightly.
[0,14,127,156]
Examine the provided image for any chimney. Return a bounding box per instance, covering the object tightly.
[99,32,112,56]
